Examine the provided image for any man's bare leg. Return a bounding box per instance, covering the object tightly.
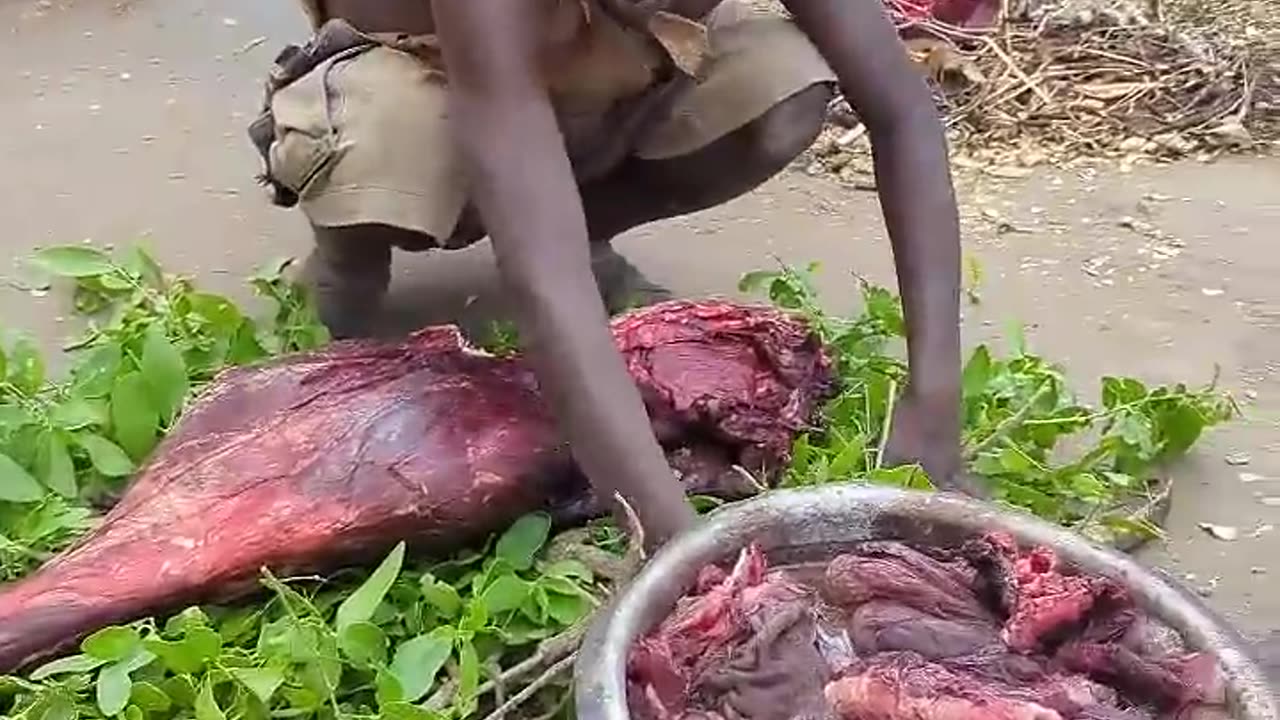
[583,83,832,312]
[302,223,395,340]
[581,84,833,244]
[302,83,832,337]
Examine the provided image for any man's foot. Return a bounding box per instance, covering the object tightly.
[590,244,674,315]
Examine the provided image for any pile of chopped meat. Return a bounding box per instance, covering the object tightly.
[627,534,1229,720]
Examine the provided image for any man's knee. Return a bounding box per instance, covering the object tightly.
[746,83,835,169]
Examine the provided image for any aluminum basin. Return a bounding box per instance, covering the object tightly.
[574,486,1277,720]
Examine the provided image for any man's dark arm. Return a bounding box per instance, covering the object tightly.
[432,0,697,547]
[783,0,964,484]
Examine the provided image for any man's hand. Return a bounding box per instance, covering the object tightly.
[432,0,697,550]
[882,386,962,489]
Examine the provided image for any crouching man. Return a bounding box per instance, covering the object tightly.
[249,0,965,549]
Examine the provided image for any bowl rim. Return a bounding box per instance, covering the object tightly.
[574,486,1277,720]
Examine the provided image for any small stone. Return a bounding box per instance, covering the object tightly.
[1201,288,1225,297]
[1198,523,1239,541]
[1225,452,1252,466]
[1240,472,1267,483]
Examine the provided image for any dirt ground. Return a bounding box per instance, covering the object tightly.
[2,0,1277,639]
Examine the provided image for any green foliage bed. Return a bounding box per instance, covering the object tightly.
[0,248,1233,720]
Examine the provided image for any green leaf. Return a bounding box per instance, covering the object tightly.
[455,640,481,716]
[997,447,1034,475]
[125,247,165,288]
[335,541,404,631]
[460,597,489,636]
[375,670,405,705]
[72,344,123,398]
[30,652,107,680]
[31,246,117,278]
[339,621,388,667]
[83,627,142,661]
[1068,472,1107,502]
[420,575,463,618]
[389,628,454,703]
[827,436,867,479]
[164,606,212,635]
[480,574,530,615]
[110,372,159,461]
[6,338,45,394]
[95,653,152,718]
[230,668,285,705]
[159,676,197,708]
[1102,376,1148,409]
[1112,414,1157,459]
[195,680,227,720]
[1102,471,1136,489]
[50,398,109,430]
[1158,403,1207,457]
[38,433,78,498]
[495,513,551,570]
[130,681,172,712]
[0,404,33,432]
[98,664,135,717]
[545,591,589,625]
[0,450,46,502]
[962,346,993,400]
[738,270,781,294]
[76,434,135,477]
[542,559,594,583]
[140,328,188,423]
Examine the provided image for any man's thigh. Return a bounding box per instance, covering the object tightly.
[634,1,837,162]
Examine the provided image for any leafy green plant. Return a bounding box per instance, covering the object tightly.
[0,250,1239,720]
[741,263,1235,543]
[0,514,599,720]
[0,245,329,577]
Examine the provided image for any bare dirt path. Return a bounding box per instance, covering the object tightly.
[2,0,1277,637]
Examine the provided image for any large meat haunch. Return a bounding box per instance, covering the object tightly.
[0,300,833,672]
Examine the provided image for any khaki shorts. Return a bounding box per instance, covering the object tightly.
[264,2,836,241]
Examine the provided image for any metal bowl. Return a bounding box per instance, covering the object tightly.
[574,486,1277,720]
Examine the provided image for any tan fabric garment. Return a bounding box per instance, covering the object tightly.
[263,0,835,241]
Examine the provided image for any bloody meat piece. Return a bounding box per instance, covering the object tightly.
[699,602,833,720]
[0,300,834,673]
[823,542,990,621]
[632,538,1227,720]
[849,601,1000,658]
[825,652,1065,720]
[1057,643,1225,711]
[825,652,1146,720]
[627,545,814,720]
[968,533,1124,653]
